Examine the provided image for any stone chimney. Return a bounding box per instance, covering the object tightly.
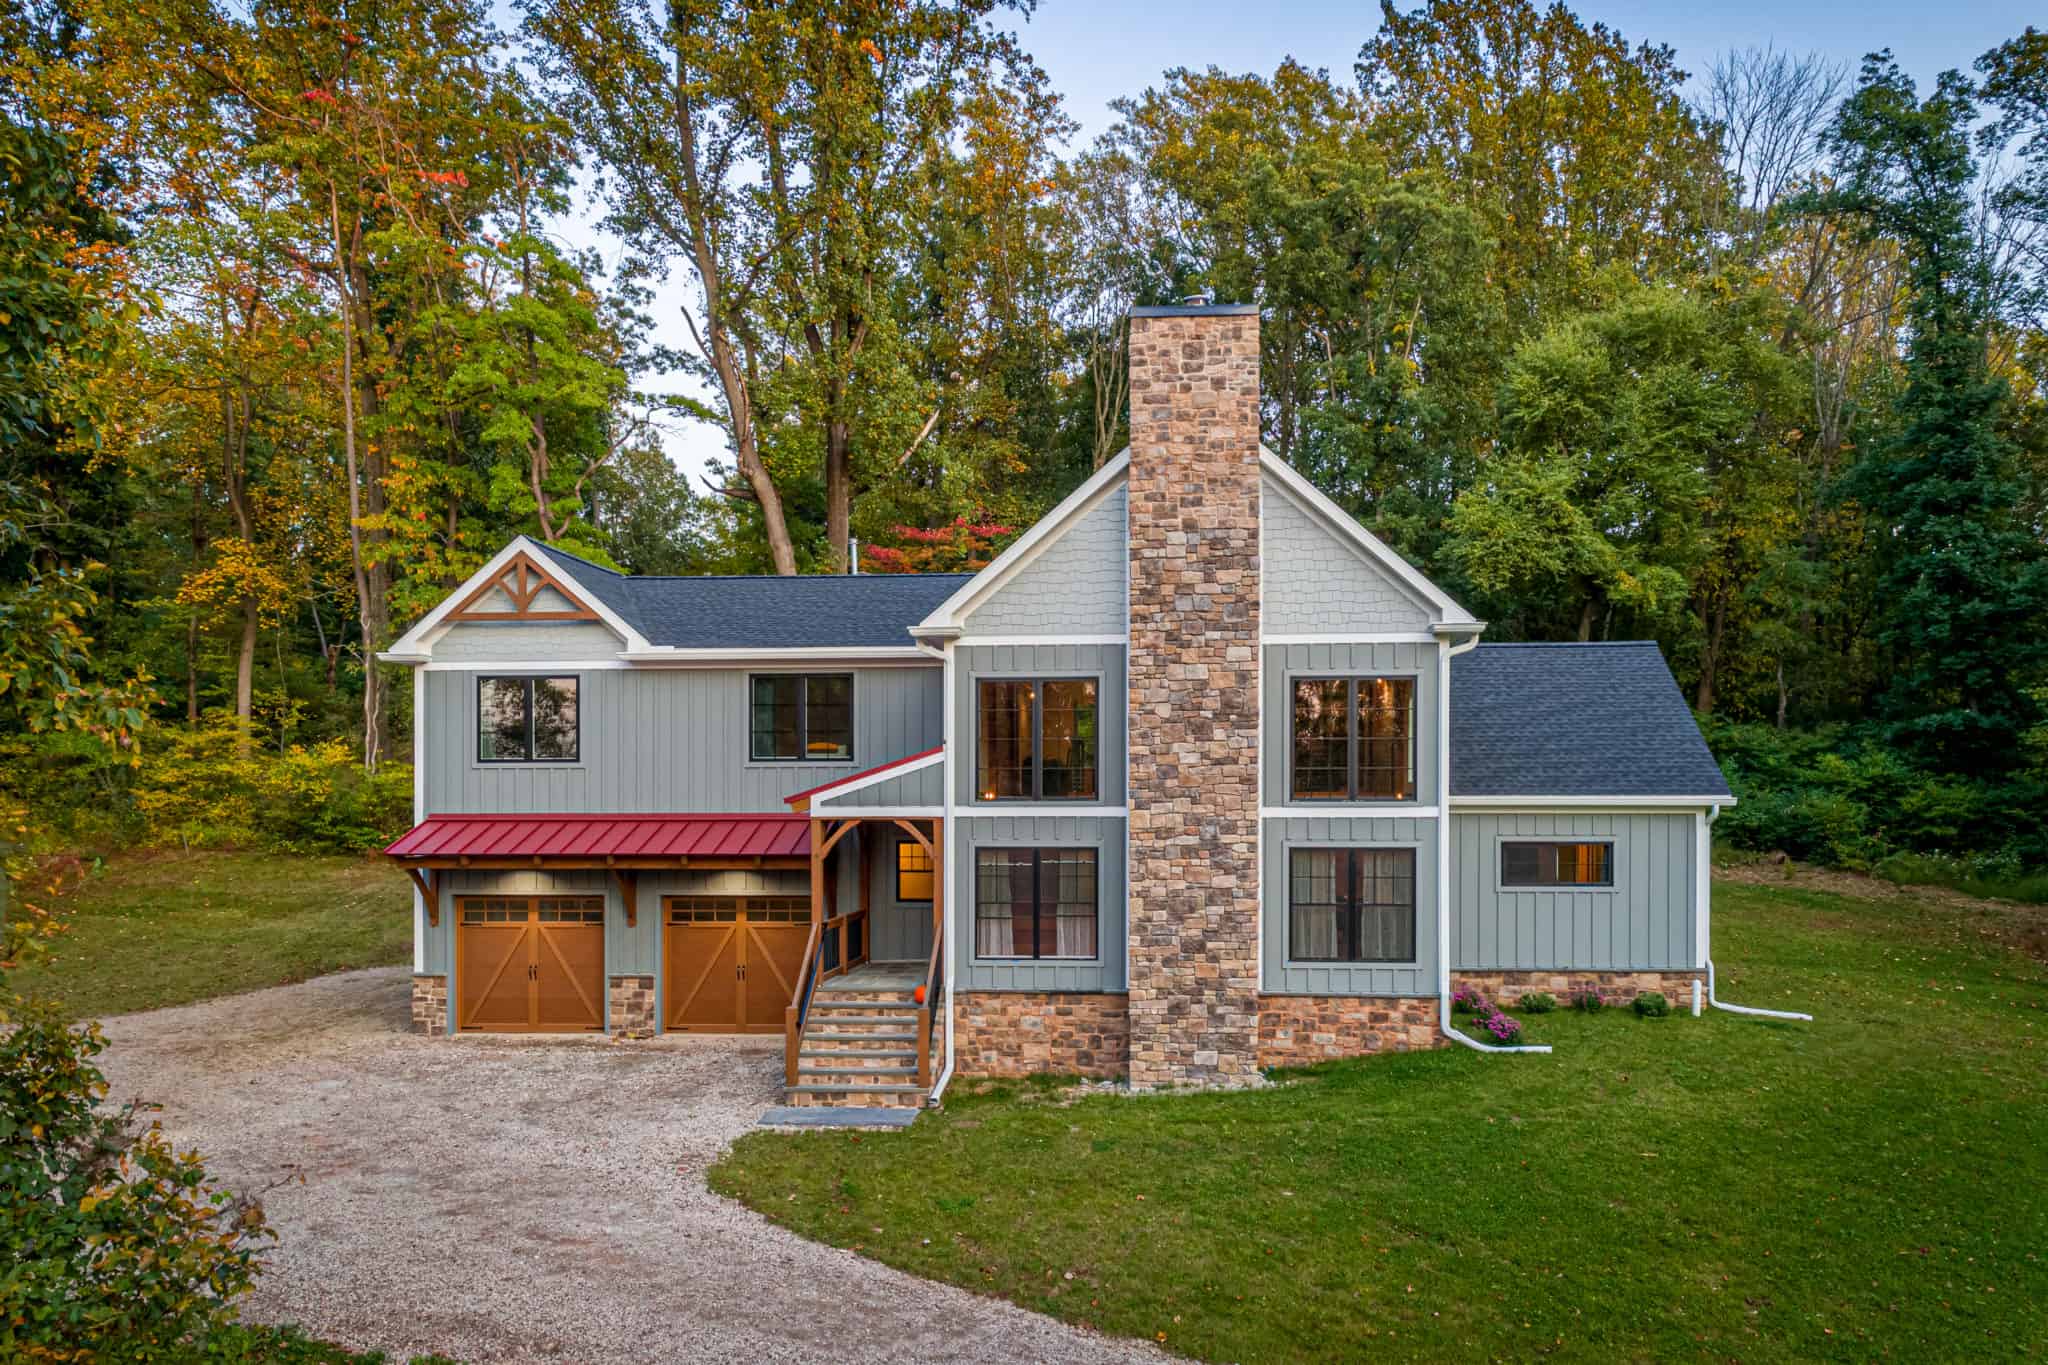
[1124,302,1262,1088]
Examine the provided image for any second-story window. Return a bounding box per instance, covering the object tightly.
[478,676,579,763]
[976,679,1097,800]
[750,674,854,762]
[1291,676,1415,801]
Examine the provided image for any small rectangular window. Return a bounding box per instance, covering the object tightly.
[477,677,579,763]
[1290,676,1414,801]
[895,837,934,903]
[750,673,854,762]
[976,678,1098,801]
[1287,848,1416,963]
[973,847,1098,960]
[1500,841,1614,888]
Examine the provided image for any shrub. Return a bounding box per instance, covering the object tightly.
[1633,991,1671,1018]
[1450,984,1488,1015]
[0,1002,273,1358]
[1519,992,1557,1014]
[1469,1008,1524,1046]
[1570,988,1605,1012]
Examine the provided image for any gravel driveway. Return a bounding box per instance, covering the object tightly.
[97,968,1163,1364]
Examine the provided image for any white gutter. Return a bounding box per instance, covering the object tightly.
[1437,631,1552,1055]
[929,636,959,1104]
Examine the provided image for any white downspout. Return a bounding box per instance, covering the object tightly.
[929,636,960,1102]
[1438,631,1552,1055]
[1699,803,1814,1022]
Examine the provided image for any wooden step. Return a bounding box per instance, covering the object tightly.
[802,1029,918,1044]
[809,1000,918,1013]
[797,1064,918,1079]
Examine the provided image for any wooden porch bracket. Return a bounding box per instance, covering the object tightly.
[613,869,639,927]
[404,866,439,926]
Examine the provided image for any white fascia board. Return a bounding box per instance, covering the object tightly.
[1448,795,1738,810]
[914,451,1131,635]
[384,536,648,658]
[1264,632,1438,646]
[806,748,947,807]
[1258,449,1481,627]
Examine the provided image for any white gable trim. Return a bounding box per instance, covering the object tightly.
[382,536,649,660]
[914,451,1130,635]
[807,747,947,810]
[1258,449,1480,627]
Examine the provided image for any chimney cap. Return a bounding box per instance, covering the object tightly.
[1130,301,1259,318]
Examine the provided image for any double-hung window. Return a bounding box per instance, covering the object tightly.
[1287,848,1416,962]
[1500,841,1613,888]
[477,676,579,763]
[750,674,853,762]
[973,847,1098,959]
[1291,676,1415,800]
[976,679,1098,800]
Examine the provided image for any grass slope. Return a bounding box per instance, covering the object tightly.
[9,852,412,1018]
[712,878,2048,1361]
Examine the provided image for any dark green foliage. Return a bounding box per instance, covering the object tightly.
[0,1003,271,1358]
[1632,991,1671,1018]
[1799,55,2048,774]
[1519,992,1557,1014]
[1705,717,2048,881]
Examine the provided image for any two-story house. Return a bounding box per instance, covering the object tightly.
[382,302,1735,1107]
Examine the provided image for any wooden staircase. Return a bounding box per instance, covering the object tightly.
[786,979,927,1108]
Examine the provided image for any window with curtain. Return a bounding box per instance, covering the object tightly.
[749,674,854,761]
[1500,841,1614,887]
[895,837,934,902]
[975,679,1097,800]
[1290,676,1414,800]
[477,676,579,762]
[973,847,1098,959]
[1287,848,1416,962]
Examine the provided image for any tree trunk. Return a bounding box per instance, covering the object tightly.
[1576,595,1598,643]
[234,600,258,745]
[825,411,851,573]
[331,186,385,771]
[1694,593,1727,715]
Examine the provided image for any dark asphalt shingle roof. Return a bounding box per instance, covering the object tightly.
[534,544,970,649]
[1449,642,1731,798]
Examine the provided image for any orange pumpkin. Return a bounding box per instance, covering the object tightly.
[913,985,927,1005]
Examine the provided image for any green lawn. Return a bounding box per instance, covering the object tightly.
[7,851,413,1018]
[711,877,2048,1361]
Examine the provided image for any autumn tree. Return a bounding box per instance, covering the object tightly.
[527,0,1070,573]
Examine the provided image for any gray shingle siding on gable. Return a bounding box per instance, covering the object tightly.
[531,543,969,649]
[960,485,1126,637]
[431,621,623,661]
[816,760,943,810]
[1449,643,1730,798]
[1261,473,1434,633]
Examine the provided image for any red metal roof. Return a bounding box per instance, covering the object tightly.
[384,813,811,861]
[783,745,944,806]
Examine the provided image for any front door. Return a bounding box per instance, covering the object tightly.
[663,895,812,1032]
[455,896,606,1032]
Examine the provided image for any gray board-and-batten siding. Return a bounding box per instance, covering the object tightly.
[418,657,943,816]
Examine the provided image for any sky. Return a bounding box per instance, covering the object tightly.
[555,0,2042,489]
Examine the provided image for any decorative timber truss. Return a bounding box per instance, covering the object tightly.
[446,551,601,624]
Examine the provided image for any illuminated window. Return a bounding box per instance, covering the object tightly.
[1500,841,1614,887]
[895,838,934,902]
[1290,676,1414,800]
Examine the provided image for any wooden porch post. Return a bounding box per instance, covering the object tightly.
[858,825,872,966]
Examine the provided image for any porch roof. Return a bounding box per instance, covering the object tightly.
[783,745,945,807]
[384,812,811,863]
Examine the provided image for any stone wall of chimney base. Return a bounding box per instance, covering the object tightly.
[1124,307,1264,1090]
[954,992,1129,1078]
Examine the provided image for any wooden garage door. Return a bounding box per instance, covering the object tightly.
[663,896,812,1033]
[455,897,605,1032]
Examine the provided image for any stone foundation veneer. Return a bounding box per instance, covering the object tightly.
[608,974,655,1034]
[1453,969,1706,1008]
[410,975,447,1036]
[954,992,1129,1079]
[1257,996,1444,1067]
[1124,304,1264,1089]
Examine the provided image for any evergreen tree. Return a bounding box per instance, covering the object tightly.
[1802,55,2048,772]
